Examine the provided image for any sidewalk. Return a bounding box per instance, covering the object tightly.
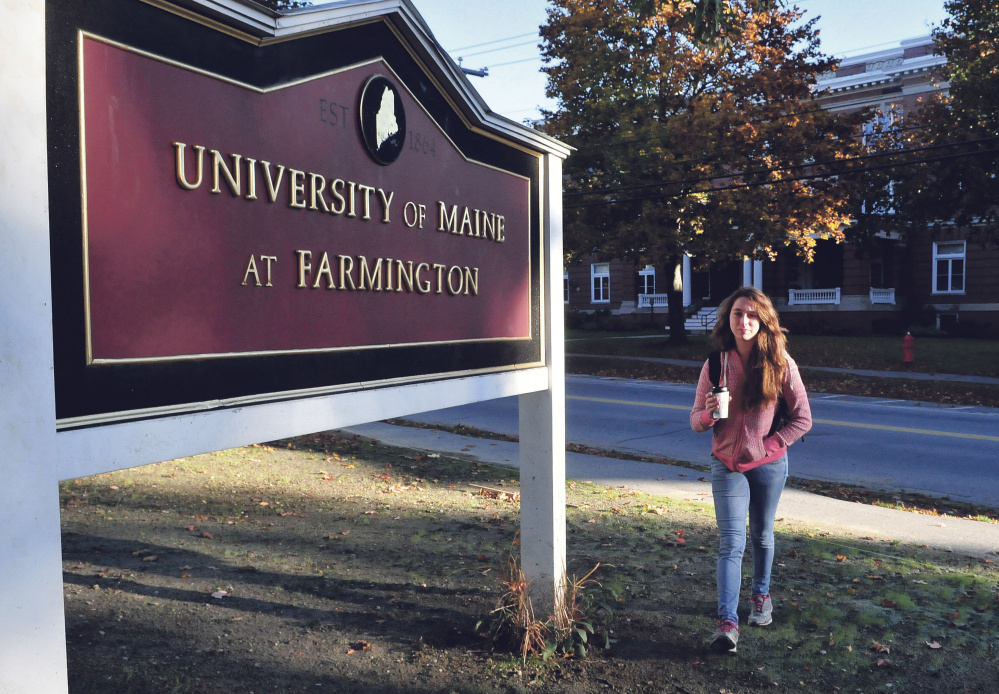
[567,352,999,385]
[342,421,999,560]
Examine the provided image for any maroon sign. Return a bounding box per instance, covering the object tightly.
[81,35,532,363]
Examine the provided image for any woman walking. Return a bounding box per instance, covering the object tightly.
[690,287,812,653]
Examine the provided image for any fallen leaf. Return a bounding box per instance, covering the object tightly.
[200,531,214,539]
[258,501,270,507]
[881,599,896,608]
[836,555,847,562]
[348,640,371,653]
[870,641,890,654]
[926,641,942,649]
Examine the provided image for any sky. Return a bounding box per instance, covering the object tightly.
[409,0,950,124]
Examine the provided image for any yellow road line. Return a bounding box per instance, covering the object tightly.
[567,395,999,442]
[810,418,999,442]
[569,395,690,411]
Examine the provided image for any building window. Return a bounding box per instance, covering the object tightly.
[638,265,655,295]
[933,241,965,294]
[591,263,610,303]
[563,272,569,304]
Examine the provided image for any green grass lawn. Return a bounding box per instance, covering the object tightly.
[566,331,999,377]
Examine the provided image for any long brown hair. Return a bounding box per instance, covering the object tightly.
[711,287,787,412]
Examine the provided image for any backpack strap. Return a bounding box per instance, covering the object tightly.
[708,350,721,388]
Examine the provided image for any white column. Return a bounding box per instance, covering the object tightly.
[682,254,692,307]
[0,2,69,691]
[742,258,753,287]
[519,153,567,612]
[753,259,763,290]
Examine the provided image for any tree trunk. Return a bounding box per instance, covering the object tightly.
[667,256,687,345]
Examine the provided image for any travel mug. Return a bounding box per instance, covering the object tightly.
[711,386,729,419]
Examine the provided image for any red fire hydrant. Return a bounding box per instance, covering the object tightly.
[902,332,915,365]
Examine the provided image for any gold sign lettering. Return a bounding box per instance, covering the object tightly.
[175,143,505,245]
[437,200,505,242]
[173,142,204,190]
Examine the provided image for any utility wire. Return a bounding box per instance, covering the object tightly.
[564,144,999,208]
[458,39,539,59]
[568,104,979,162]
[564,134,999,199]
[488,56,545,68]
[448,32,537,53]
[556,111,998,191]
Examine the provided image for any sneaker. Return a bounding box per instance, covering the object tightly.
[749,594,773,626]
[709,619,739,653]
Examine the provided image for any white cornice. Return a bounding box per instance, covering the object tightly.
[816,35,946,95]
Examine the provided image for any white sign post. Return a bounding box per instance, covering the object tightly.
[0,1,568,691]
[1,1,70,690]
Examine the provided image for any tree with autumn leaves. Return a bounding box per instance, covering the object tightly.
[540,0,865,341]
[884,1,999,239]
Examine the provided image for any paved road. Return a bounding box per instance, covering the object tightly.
[402,374,999,507]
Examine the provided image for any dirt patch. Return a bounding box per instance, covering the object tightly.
[63,432,999,693]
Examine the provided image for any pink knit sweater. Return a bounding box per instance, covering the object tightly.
[690,351,812,472]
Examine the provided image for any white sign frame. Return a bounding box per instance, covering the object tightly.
[0,1,568,691]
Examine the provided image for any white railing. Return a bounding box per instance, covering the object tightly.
[698,307,718,328]
[637,293,670,308]
[870,287,896,305]
[788,288,841,306]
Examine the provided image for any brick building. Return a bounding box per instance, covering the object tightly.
[566,36,999,338]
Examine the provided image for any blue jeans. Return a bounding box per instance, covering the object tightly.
[711,454,788,624]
